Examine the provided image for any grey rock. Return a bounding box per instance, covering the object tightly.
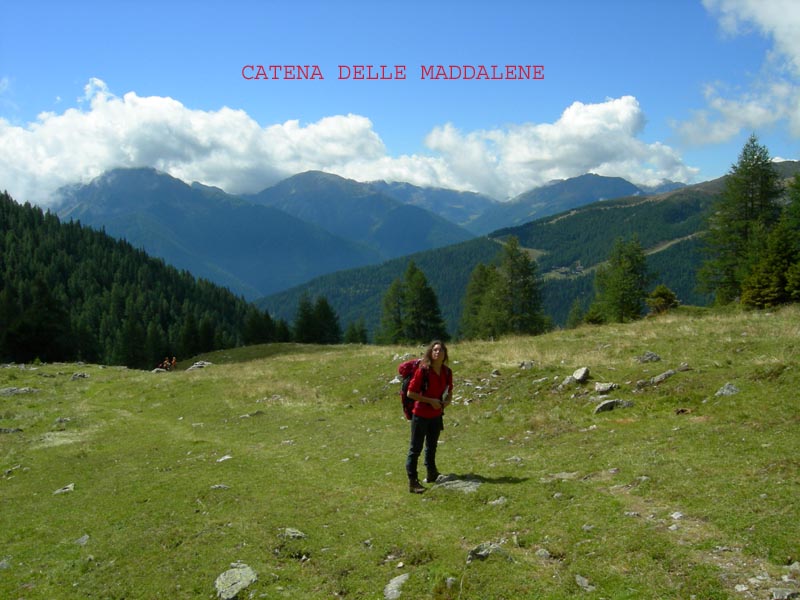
[637,351,661,363]
[594,382,618,394]
[187,361,213,371]
[715,383,740,396]
[594,399,633,414]
[0,387,39,396]
[573,367,590,383]
[432,474,481,493]
[384,573,410,600]
[651,369,676,385]
[214,562,257,600]
[467,542,513,564]
[770,589,799,600]
[575,574,596,592]
[53,483,75,495]
[279,527,307,539]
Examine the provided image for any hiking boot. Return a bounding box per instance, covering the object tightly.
[425,472,441,484]
[409,479,425,494]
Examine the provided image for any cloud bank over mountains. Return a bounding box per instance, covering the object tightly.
[0,81,697,207]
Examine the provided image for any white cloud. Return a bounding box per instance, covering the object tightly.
[0,80,696,206]
[680,0,800,143]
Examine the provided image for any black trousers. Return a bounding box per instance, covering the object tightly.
[405,414,442,480]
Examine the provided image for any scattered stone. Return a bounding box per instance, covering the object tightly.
[187,361,213,371]
[535,548,551,559]
[75,534,90,546]
[491,369,501,377]
[559,375,576,389]
[636,351,661,363]
[214,562,257,600]
[279,527,307,540]
[651,369,676,385]
[53,483,75,495]
[467,542,513,564]
[0,387,39,396]
[519,361,535,370]
[488,496,507,506]
[71,372,89,381]
[216,455,233,463]
[211,484,230,490]
[0,557,9,569]
[0,428,22,434]
[770,589,799,600]
[594,382,618,394]
[573,367,590,383]
[593,399,633,414]
[575,574,596,592]
[715,383,740,397]
[384,573,410,600]
[432,474,482,493]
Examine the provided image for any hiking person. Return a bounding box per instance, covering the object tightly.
[405,340,453,493]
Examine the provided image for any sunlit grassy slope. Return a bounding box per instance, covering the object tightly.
[1,305,799,599]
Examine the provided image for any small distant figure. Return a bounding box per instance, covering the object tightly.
[171,356,177,370]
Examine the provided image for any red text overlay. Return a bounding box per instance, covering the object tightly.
[241,64,544,81]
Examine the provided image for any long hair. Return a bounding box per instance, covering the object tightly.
[421,339,448,369]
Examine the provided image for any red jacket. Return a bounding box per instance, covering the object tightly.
[408,364,453,419]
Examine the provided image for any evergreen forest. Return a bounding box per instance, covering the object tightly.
[0,192,277,368]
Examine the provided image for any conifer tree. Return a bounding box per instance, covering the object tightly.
[402,261,448,343]
[343,318,368,344]
[593,236,652,322]
[292,293,318,343]
[498,236,545,335]
[459,237,545,339]
[699,134,782,304]
[375,278,405,344]
[313,296,342,344]
[459,263,498,339]
[741,174,800,307]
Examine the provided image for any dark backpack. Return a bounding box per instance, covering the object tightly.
[398,358,427,420]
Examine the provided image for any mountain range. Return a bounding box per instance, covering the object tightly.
[55,167,665,301]
[258,161,800,335]
[51,160,800,336]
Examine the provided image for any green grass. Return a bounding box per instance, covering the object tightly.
[2,305,799,598]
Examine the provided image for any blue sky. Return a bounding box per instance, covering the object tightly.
[1,0,798,206]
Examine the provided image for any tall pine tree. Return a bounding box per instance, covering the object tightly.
[403,261,448,343]
[592,236,652,323]
[459,237,546,339]
[699,134,782,304]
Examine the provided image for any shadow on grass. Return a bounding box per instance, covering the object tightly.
[440,473,530,485]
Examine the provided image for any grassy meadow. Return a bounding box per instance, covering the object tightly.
[1,305,799,599]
